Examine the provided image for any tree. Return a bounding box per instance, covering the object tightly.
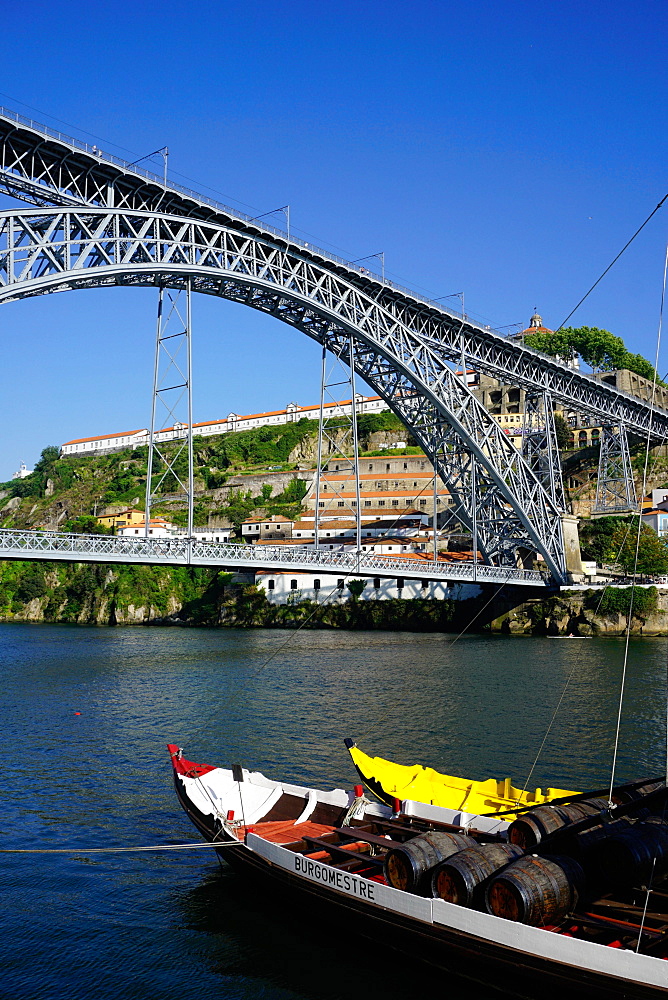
[611,520,668,576]
[281,478,308,503]
[223,490,257,527]
[580,515,668,575]
[64,515,112,535]
[579,516,624,564]
[347,578,367,601]
[553,414,572,450]
[524,326,660,382]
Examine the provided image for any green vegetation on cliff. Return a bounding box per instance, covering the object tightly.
[579,516,668,575]
[0,561,457,631]
[0,409,411,533]
[0,560,234,624]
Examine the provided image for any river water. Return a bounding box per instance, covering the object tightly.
[1,624,666,999]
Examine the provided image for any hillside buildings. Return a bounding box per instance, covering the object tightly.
[60,395,389,457]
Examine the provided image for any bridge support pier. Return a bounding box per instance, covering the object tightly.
[145,281,194,536]
[592,423,636,515]
[522,392,566,511]
[560,513,584,583]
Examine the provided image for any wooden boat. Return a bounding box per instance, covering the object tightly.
[169,743,668,997]
[345,739,577,819]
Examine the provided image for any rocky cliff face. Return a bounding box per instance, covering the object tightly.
[492,588,667,636]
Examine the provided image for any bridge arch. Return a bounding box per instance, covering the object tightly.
[0,207,566,580]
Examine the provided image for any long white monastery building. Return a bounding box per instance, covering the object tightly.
[60,395,389,457]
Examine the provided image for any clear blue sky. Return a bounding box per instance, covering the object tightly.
[0,0,666,480]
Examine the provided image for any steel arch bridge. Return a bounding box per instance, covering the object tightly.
[1,106,666,584]
[0,205,567,579]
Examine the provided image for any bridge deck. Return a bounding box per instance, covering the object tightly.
[0,529,550,587]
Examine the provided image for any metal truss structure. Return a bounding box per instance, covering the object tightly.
[1,107,666,440]
[0,207,568,579]
[314,340,362,550]
[0,527,549,587]
[522,393,566,511]
[1,108,666,581]
[146,283,194,534]
[593,424,637,514]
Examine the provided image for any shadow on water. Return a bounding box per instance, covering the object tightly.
[178,863,515,1000]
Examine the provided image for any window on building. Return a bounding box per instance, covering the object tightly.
[268,580,275,590]
[373,577,381,589]
[368,464,373,470]
[337,501,345,507]
[337,579,344,589]
[378,500,385,506]
[386,464,390,471]
[403,463,408,470]
[314,579,321,590]
[396,578,404,589]
[392,500,399,506]
[421,579,428,589]
[290,579,298,590]
[364,500,372,507]
[318,501,325,507]
[419,499,427,507]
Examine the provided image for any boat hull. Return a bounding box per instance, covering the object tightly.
[169,750,668,998]
[219,831,664,999]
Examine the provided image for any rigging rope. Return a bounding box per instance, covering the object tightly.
[556,193,668,331]
[609,242,668,805]
[0,842,242,854]
[519,519,636,798]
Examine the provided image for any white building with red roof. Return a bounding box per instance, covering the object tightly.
[60,395,389,457]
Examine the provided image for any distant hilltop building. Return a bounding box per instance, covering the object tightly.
[60,395,390,458]
[12,461,32,479]
[508,311,580,370]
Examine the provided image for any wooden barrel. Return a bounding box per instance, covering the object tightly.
[485,855,585,926]
[430,843,525,906]
[596,822,668,887]
[612,780,664,806]
[383,831,477,894]
[508,798,608,849]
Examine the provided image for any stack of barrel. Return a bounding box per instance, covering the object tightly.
[383,780,668,927]
[383,830,583,926]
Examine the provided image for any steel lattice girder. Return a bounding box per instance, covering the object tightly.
[1,109,667,440]
[0,527,549,585]
[593,424,637,513]
[522,393,567,512]
[0,208,568,579]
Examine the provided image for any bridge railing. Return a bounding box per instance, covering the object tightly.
[0,106,470,320]
[0,527,549,584]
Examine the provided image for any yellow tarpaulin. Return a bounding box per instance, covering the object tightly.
[348,744,576,820]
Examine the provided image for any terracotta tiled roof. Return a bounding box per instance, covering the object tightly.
[62,429,147,446]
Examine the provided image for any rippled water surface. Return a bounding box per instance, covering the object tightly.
[1,624,666,999]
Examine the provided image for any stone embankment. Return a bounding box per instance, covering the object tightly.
[491,587,667,637]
